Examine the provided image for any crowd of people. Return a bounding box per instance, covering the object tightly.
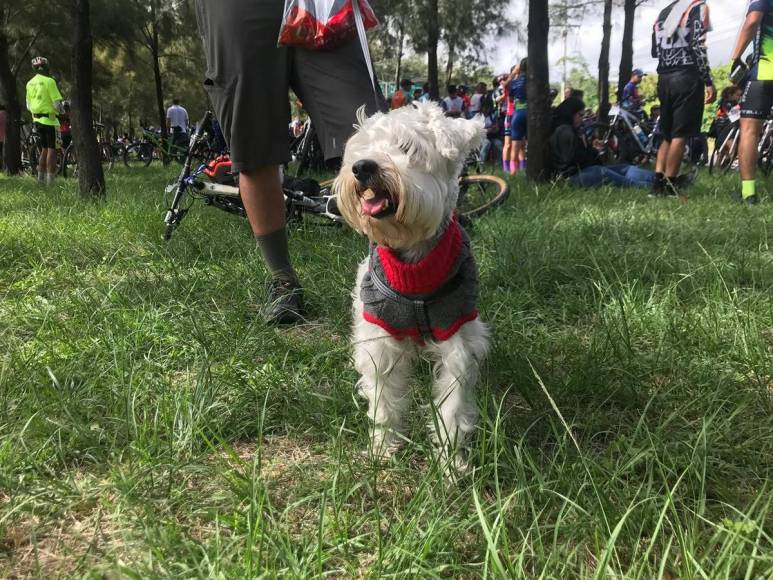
[0,55,192,181]
[381,0,770,207]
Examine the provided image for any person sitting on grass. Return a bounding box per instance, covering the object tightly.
[550,97,656,188]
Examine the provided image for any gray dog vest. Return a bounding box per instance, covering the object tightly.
[360,218,479,344]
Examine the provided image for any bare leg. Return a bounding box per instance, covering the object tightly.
[655,140,670,175]
[239,165,286,236]
[739,118,763,181]
[665,137,687,177]
[37,148,47,176]
[46,148,57,175]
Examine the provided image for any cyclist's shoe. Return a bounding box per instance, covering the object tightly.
[648,175,665,198]
[264,278,306,325]
[729,191,761,205]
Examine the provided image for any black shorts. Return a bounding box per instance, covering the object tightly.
[740,80,773,120]
[657,71,705,140]
[34,123,56,149]
[195,0,385,173]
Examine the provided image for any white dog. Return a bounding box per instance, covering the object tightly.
[334,102,490,471]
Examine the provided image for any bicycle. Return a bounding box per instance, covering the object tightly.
[595,105,658,165]
[709,107,741,175]
[61,122,114,178]
[163,112,510,241]
[19,120,65,176]
[288,119,326,176]
[141,126,190,167]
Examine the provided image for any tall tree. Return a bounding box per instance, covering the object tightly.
[617,0,648,100]
[597,0,613,118]
[0,26,23,174]
[527,0,551,182]
[441,0,507,85]
[71,0,105,199]
[420,0,440,100]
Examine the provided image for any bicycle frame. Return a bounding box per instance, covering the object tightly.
[608,106,658,156]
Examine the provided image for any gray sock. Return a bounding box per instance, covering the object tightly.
[38,171,45,184]
[255,227,297,283]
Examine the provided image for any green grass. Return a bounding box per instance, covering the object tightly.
[0,166,771,578]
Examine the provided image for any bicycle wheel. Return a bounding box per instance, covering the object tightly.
[62,144,77,178]
[124,143,150,168]
[101,143,114,172]
[710,128,739,175]
[457,174,509,218]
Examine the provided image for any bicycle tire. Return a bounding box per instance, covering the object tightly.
[457,174,509,218]
[144,146,156,167]
[710,129,739,175]
[62,144,77,178]
[124,144,148,168]
[101,143,114,172]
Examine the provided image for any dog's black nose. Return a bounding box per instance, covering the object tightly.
[352,159,379,183]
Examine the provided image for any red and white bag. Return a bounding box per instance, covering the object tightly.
[277,0,379,51]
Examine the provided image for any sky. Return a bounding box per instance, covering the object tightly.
[492,1,749,81]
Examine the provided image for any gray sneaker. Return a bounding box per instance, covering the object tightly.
[265,279,306,325]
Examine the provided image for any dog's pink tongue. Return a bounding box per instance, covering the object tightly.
[361,196,387,216]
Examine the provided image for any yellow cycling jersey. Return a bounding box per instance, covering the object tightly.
[26,74,63,127]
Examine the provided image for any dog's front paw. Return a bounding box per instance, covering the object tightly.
[362,427,402,463]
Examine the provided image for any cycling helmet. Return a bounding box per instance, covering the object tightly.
[31,56,49,70]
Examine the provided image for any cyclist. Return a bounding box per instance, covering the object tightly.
[729,0,773,205]
[195,0,384,324]
[621,69,647,117]
[650,0,715,197]
[25,56,64,186]
[506,58,528,176]
[166,98,189,151]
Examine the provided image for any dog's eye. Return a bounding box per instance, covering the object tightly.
[398,143,411,155]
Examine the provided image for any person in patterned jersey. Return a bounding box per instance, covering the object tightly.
[730,0,773,205]
[650,0,716,198]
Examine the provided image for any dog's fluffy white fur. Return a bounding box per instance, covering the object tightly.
[334,102,490,470]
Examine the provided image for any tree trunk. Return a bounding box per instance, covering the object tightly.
[445,41,455,87]
[151,0,167,140]
[71,0,106,199]
[427,0,439,100]
[617,0,636,101]
[0,29,23,175]
[597,0,613,119]
[394,16,405,86]
[527,0,551,182]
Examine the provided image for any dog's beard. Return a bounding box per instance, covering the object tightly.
[334,162,446,250]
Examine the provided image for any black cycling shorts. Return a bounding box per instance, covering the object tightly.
[657,71,705,140]
[195,0,385,173]
[740,80,773,120]
[34,123,56,149]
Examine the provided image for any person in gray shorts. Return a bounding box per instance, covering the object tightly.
[195,0,384,324]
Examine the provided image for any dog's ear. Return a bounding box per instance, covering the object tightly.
[428,110,485,163]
